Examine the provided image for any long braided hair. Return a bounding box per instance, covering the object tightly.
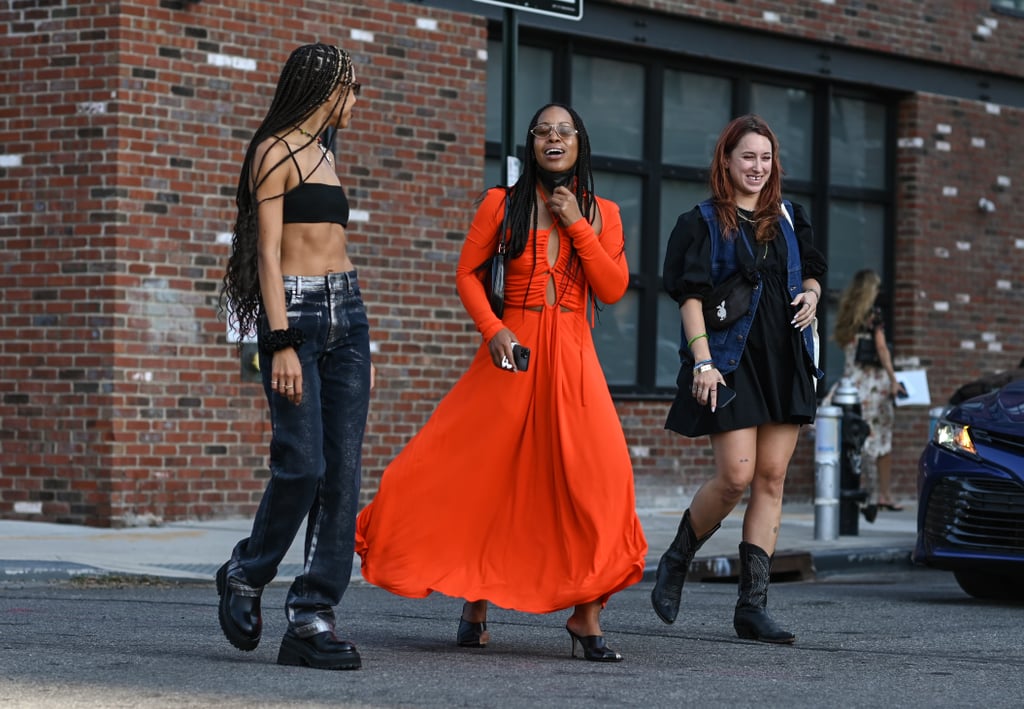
[484,103,599,309]
[708,114,785,243]
[221,43,353,342]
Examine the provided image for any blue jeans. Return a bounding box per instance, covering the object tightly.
[232,271,371,634]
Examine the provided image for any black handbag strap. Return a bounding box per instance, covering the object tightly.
[496,186,511,256]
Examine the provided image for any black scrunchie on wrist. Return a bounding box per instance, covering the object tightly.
[261,327,305,354]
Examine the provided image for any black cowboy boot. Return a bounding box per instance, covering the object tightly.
[216,561,263,651]
[650,509,720,624]
[733,541,796,644]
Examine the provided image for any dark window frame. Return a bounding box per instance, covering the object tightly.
[992,1,1024,19]
[484,25,900,399]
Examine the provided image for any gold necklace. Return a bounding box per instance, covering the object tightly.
[295,126,333,166]
[737,210,768,258]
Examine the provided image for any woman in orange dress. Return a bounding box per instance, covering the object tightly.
[356,103,647,662]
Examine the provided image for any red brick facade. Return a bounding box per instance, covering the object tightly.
[2,0,1022,525]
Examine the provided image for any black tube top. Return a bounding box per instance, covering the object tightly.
[282,183,349,227]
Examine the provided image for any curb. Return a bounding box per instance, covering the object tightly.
[641,547,914,585]
[6,551,914,585]
[0,561,307,584]
[1,561,108,581]
[810,546,915,577]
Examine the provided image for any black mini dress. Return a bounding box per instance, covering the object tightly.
[663,203,827,438]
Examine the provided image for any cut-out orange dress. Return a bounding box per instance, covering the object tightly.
[355,187,647,613]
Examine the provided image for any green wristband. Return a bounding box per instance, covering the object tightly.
[687,332,708,348]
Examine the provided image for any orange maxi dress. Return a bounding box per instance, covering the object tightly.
[355,187,647,614]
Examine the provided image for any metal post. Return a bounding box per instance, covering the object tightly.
[500,8,518,186]
[834,378,867,536]
[814,405,842,541]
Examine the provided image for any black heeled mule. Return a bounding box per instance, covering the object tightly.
[565,626,622,662]
[457,604,490,647]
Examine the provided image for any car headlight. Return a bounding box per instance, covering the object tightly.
[933,420,978,456]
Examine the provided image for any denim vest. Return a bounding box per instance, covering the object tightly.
[682,199,821,379]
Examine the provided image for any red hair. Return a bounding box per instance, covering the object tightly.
[708,114,784,242]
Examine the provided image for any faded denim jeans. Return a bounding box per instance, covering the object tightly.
[232,270,371,635]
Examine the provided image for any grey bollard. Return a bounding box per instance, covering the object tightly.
[814,405,842,541]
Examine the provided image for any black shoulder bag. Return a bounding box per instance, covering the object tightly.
[482,189,511,318]
[702,230,757,330]
[854,333,883,367]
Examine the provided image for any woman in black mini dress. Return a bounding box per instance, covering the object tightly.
[652,114,826,644]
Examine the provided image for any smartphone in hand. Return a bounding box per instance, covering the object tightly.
[512,343,531,372]
[716,383,737,409]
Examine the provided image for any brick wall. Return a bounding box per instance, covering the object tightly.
[0,0,488,525]
[1,0,1022,525]
[627,0,1024,77]
[639,90,1024,504]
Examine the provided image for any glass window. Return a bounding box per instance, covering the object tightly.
[486,43,553,145]
[662,71,732,166]
[827,200,884,298]
[751,84,814,182]
[657,292,684,388]
[993,1,1024,14]
[822,199,886,386]
[659,179,710,277]
[656,179,713,387]
[572,56,645,160]
[594,171,642,269]
[593,291,638,385]
[483,28,893,396]
[484,158,500,190]
[830,97,887,188]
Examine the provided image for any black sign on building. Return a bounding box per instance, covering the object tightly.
[472,0,582,21]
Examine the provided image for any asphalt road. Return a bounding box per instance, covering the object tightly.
[1,569,1022,708]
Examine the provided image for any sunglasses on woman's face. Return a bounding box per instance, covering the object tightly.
[530,122,577,139]
[346,81,361,96]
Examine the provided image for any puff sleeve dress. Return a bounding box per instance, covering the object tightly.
[663,203,827,437]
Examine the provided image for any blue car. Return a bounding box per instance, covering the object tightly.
[915,378,1024,600]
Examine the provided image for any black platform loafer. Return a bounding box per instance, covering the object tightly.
[215,561,262,652]
[277,629,362,670]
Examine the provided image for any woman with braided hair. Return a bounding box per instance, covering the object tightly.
[356,104,647,662]
[217,42,370,671]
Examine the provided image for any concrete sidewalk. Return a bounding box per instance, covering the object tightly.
[0,502,918,584]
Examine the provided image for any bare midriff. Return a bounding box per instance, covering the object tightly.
[279,222,352,276]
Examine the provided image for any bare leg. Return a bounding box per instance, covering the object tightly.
[461,599,488,622]
[742,423,799,555]
[457,599,490,647]
[876,453,893,505]
[566,600,602,636]
[566,599,622,661]
[689,427,758,537]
